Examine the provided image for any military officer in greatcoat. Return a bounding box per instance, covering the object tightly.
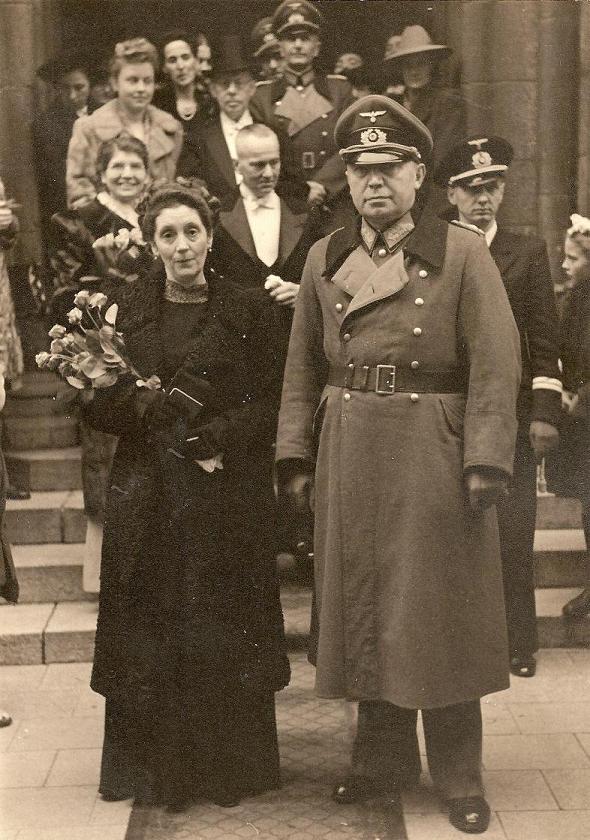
[276,95,521,834]
[436,138,562,678]
[250,0,353,224]
[250,17,284,82]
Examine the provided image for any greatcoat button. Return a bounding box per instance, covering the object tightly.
[321,130,328,137]
[410,393,420,402]
[413,327,422,336]
[343,333,351,342]
[335,302,343,312]
[344,392,351,401]
[415,297,424,306]
[411,360,420,370]
[377,247,387,258]
[419,269,428,278]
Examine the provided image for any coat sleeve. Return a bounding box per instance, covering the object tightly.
[522,238,562,427]
[458,233,521,476]
[66,118,97,207]
[275,240,328,465]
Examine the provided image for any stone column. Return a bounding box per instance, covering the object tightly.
[0,0,59,263]
[578,1,590,215]
[460,0,578,278]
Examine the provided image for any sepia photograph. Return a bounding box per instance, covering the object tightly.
[0,1,589,838]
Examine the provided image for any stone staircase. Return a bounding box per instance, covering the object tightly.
[1,372,588,664]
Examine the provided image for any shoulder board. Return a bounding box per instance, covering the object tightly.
[450,219,485,236]
[327,74,348,81]
[255,79,272,87]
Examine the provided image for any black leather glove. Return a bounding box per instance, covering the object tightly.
[185,416,229,461]
[282,472,314,561]
[136,388,180,431]
[465,468,508,512]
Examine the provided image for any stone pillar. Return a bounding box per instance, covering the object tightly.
[578,2,590,215]
[0,0,59,263]
[461,0,578,278]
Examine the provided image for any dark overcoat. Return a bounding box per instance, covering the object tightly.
[276,215,521,709]
[84,266,290,712]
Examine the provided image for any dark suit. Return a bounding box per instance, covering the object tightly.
[489,229,561,658]
[177,112,307,208]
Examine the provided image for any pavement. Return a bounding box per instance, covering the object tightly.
[2,650,590,839]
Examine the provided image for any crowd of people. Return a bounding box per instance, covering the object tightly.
[1,0,590,835]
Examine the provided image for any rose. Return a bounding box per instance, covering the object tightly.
[50,339,67,354]
[48,324,66,339]
[73,290,91,307]
[67,307,83,325]
[88,292,108,309]
[35,351,51,368]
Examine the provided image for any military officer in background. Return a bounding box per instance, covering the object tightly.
[250,0,353,222]
[250,17,284,82]
[436,138,562,678]
[276,95,521,834]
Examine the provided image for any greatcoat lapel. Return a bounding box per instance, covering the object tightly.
[331,247,410,319]
[219,198,258,263]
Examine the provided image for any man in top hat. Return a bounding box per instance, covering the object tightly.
[436,137,562,678]
[250,0,353,219]
[33,51,97,229]
[181,35,306,208]
[251,17,284,82]
[275,95,521,834]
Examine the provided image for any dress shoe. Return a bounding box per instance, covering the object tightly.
[447,796,490,834]
[332,774,400,804]
[205,787,242,808]
[562,588,590,619]
[5,485,30,501]
[0,711,12,728]
[510,654,536,678]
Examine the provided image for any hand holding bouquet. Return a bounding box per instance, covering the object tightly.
[36,289,160,392]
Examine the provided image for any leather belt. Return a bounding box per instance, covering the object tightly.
[328,364,467,395]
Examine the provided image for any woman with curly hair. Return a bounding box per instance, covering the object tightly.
[83,182,289,810]
[66,38,183,209]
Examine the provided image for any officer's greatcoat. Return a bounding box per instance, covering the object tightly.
[276,215,521,709]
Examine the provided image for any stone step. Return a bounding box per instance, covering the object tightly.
[533,529,587,587]
[3,394,73,418]
[536,495,582,530]
[12,543,92,603]
[537,587,590,647]
[2,414,79,451]
[4,447,82,492]
[5,490,85,545]
[0,585,310,665]
[9,371,71,400]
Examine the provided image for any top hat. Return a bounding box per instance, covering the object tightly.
[383,25,451,66]
[210,35,255,78]
[251,18,281,58]
[37,50,94,84]
[335,94,433,165]
[434,136,514,187]
[272,0,323,38]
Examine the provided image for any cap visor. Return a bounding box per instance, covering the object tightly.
[448,165,507,185]
[344,150,408,165]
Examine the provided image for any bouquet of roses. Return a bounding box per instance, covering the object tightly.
[35,289,160,392]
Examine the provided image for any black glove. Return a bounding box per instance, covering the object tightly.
[136,388,180,431]
[185,416,229,460]
[282,472,314,561]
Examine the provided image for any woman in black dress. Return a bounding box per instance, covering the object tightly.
[84,183,290,810]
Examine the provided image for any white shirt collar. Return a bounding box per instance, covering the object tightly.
[484,219,498,246]
[239,182,280,210]
[219,108,253,134]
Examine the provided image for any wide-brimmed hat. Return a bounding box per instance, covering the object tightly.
[384,25,451,66]
[37,50,94,84]
[210,35,255,78]
[435,136,514,188]
[335,94,433,166]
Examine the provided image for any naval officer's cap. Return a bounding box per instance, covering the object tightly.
[334,94,433,166]
[272,0,323,38]
[435,136,514,187]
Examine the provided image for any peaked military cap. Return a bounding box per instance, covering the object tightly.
[435,136,514,187]
[335,94,433,165]
[273,0,323,37]
[251,17,280,57]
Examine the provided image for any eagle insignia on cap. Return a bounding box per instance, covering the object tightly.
[359,110,387,124]
[361,128,387,145]
[472,150,492,168]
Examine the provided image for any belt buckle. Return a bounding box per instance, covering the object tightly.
[375,364,396,395]
[302,151,316,170]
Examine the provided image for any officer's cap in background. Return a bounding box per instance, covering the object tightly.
[335,94,433,166]
[273,0,323,38]
[435,136,514,187]
[251,18,280,58]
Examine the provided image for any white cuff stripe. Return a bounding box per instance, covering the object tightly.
[532,377,563,393]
